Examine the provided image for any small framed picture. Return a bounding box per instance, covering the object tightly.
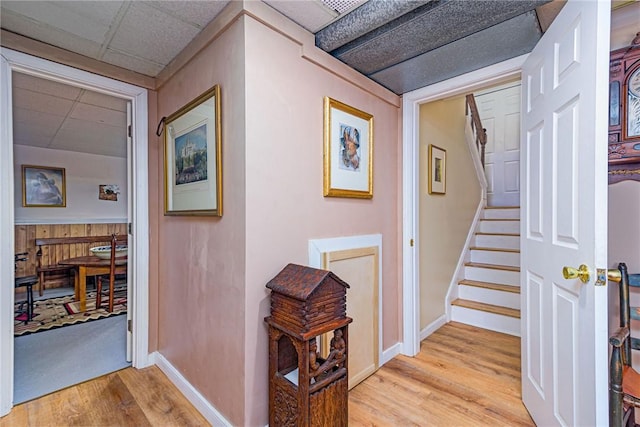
[428,145,446,195]
[323,96,373,199]
[22,165,66,207]
[164,85,222,216]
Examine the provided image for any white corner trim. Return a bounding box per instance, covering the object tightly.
[381,342,402,365]
[154,352,232,427]
[420,315,448,341]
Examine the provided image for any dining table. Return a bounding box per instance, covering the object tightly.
[58,255,127,312]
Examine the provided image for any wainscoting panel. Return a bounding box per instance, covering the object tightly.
[309,234,382,390]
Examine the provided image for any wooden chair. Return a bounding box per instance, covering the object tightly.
[95,234,127,312]
[610,262,640,426]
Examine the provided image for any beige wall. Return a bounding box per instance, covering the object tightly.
[418,96,481,329]
[155,2,401,425]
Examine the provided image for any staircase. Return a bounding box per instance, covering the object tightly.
[450,206,521,336]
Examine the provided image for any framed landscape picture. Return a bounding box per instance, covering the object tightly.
[323,96,373,199]
[164,85,222,216]
[22,165,66,207]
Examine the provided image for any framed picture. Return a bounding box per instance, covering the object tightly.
[323,96,373,198]
[428,144,446,195]
[22,165,66,207]
[164,85,222,216]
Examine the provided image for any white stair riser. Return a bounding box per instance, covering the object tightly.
[470,249,520,267]
[464,266,520,286]
[458,285,520,310]
[478,220,520,234]
[450,306,520,336]
[483,209,520,220]
[474,234,520,250]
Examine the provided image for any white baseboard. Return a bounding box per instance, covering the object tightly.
[381,342,402,364]
[420,315,447,341]
[153,352,231,426]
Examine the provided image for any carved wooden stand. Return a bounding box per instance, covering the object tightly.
[265,263,352,427]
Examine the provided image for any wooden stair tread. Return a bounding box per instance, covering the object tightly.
[480,218,520,222]
[458,279,520,293]
[470,246,520,253]
[452,299,520,318]
[465,262,520,272]
[476,232,520,237]
[485,206,520,209]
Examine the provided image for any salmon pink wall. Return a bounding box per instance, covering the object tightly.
[242,4,401,424]
[155,16,247,425]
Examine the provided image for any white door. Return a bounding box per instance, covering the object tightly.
[126,102,133,362]
[520,1,610,425]
[476,83,521,207]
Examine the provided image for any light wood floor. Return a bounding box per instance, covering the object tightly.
[349,321,535,426]
[0,366,208,426]
[1,322,532,426]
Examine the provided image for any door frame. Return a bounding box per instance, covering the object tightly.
[401,55,527,356]
[0,48,151,415]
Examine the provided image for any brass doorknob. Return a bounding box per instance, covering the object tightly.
[608,269,622,283]
[562,264,590,284]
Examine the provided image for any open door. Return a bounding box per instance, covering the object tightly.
[520,0,610,425]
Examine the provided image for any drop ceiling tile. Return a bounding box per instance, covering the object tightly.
[54,120,126,158]
[144,1,229,28]
[13,138,51,149]
[109,2,200,66]
[13,87,75,117]
[1,10,102,59]
[13,107,65,130]
[264,0,338,33]
[0,1,117,44]
[101,48,165,77]
[13,125,57,147]
[70,102,127,128]
[78,90,128,112]
[12,74,83,100]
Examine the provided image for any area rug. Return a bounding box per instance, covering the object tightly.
[14,289,126,337]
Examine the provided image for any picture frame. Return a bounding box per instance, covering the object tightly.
[164,85,222,216]
[22,165,66,207]
[428,144,446,195]
[323,96,373,198]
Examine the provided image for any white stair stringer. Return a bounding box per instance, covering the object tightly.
[449,205,521,336]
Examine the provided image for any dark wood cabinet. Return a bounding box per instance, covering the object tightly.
[609,32,640,183]
[265,263,352,427]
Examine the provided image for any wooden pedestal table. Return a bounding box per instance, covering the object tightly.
[58,256,127,312]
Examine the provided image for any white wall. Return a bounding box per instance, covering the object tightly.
[13,145,127,224]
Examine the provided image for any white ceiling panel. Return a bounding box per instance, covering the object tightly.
[13,73,82,100]
[109,2,200,65]
[13,108,66,131]
[101,48,165,77]
[79,90,128,112]
[70,102,127,128]
[145,1,230,28]
[1,10,102,59]
[0,1,115,44]
[54,119,126,158]
[13,88,75,117]
[264,0,338,32]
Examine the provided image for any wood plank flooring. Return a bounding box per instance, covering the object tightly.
[0,366,208,426]
[2,322,532,426]
[349,322,534,426]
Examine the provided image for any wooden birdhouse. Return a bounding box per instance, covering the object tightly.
[265,263,352,427]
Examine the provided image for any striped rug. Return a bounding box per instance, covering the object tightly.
[14,289,126,337]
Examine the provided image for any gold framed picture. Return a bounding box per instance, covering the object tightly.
[323,97,373,199]
[22,165,66,207]
[428,144,446,195]
[164,85,222,216]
